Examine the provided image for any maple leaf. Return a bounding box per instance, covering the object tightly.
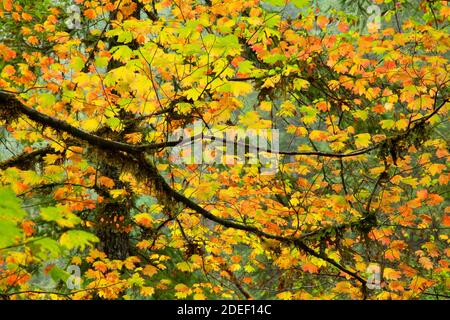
[124,132,142,144]
[60,230,99,251]
[419,257,433,270]
[140,286,155,297]
[134,213,153,228]
[0,0,448,302]
[302,263,319,273]
[142,265,158,277]
[384,268,402,280]
[21,220,35,236]
[262,75,281,89]
[98,176,115,188]
[354,133,371,148]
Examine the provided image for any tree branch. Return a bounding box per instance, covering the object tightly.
[0,92,181,154]
[0,147,54,170]
[135,154,367,287]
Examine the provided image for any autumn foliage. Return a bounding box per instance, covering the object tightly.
[0,0,449,300]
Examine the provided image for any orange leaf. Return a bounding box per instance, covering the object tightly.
[427,194,443,206]
[142,265,158,277]
[316,16,329,29]
[416,189,428,200]
[98,176,115,188]
[442,214,450,227]
[21,12,32,21]
[3,0,12,11]
[316,101,329,112]
[175,283,190,292]
[84,9,97,19]
[124,132,142,144]
[21,220,35,236]
[134,213,153,228]
[419,256,433,270]
[93,261,108,273]
[27,36,39,45]
[302,263,319,273]
[337,21,349,32]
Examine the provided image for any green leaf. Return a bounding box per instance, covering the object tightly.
[70,57,85,72]
[106,29,133,44]
[263,54,286,64]
[237,60,254,74]
[291,0,309,7]
[0,187,26,248]
[352,109,368,121]
[299,105,318,124]
[40,206,81,228]
[59,230,99,251]
[106,117,122,131]
[95,57,109,68]
[38,93,56,108]
[354,133,371,148]
[0,220,22,248]
[265,0,286,6]
[217,81,253,96]
[0,187,26,222]
[380,119,395,130]
[216,34,240,50]
[49,265,70,283]
[31,238,61,259]
[293,78,310,90]
[111,46,133,63]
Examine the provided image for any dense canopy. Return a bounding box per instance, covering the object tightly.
[0,0,449,300]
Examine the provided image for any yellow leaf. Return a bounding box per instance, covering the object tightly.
[140,286,155,297]
[384,267,401,280]
[219,81,253,96]
[396,119,409,131]
[193,293,206,300]
[230,264,241,272]
[176,261,192,272]
[81,118,99,131]
[43,153,60,165]
[110,189,127,198]
[402,177,418,187]
[309,130,329,142]
[352,110,368,120]
[262,74,280,89]
[428,163,445,175]
[419,256,433,270]
[276,291,293,300]
[71,256,82,265]
[354,133,371,148]
[260,101,272,112]
[333,281,352,293]
[238,111,271,129]
[134,213,153,228]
